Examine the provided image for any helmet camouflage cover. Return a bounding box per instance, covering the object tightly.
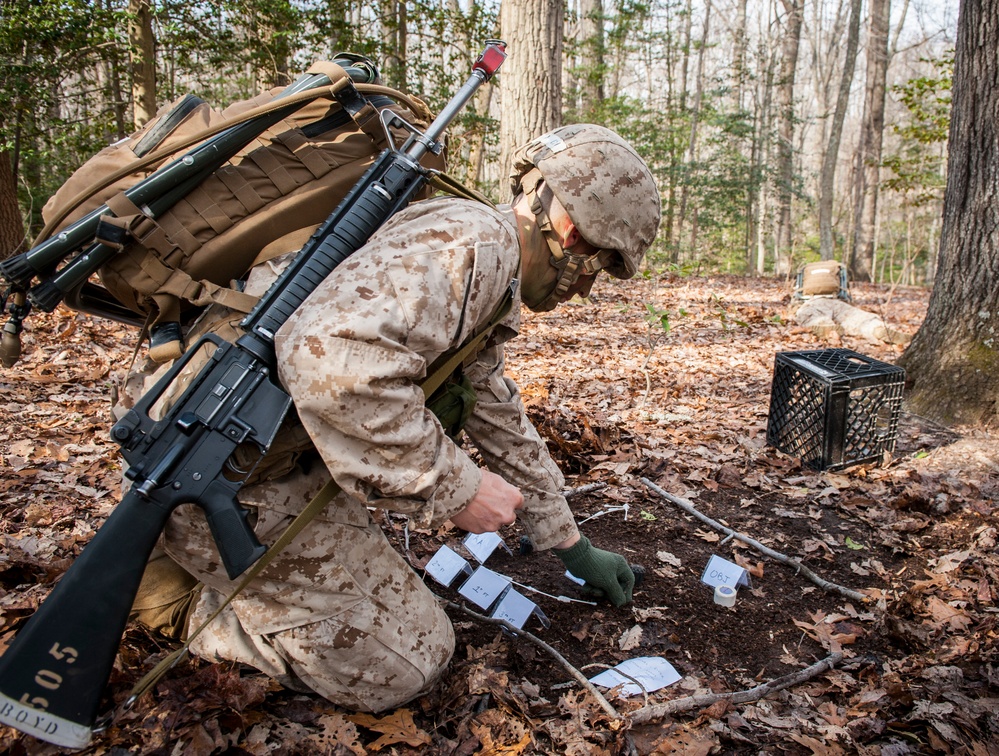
[510,124,661,279]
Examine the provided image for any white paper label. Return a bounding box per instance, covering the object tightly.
[425,545,471,587]
[491,589,537,629]
[463,532,503,563]
[700,554,750,589]
[534,132,568,153]
[458,566,511,610]
[589,657,682,696]
[565,570,586,586]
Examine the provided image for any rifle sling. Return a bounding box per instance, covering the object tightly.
[120,282,516,711]
[247,170,495,272]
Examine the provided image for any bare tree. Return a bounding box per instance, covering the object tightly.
[849,0,890,282]
[129,0,156,128]
[817,0,861,260]
[678,0,693,113]
[752,38,779,275]
[498,0,564,182]
[460,0,496,188]
[774,0,803,276]
[464,79,495,187]
[577,0,605,115]
[0,149,24,260]
[676,0,712,261]
[381,0,407,90]
[897,0,999,427]
[732,0,749,109]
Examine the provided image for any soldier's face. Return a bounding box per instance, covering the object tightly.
[516,193,600,311]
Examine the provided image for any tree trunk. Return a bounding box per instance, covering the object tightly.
[464,80,495,187]
[678,0,693,113]
[733,0,752,268]
[774,0,803,277]
[849,0,890,282]
[751,31,779,275]
[380,0,406,90]
[577,0,605,116]
[662,8,679,263]
[129,0,157,128]
[897,0,999,428]
[498,0,563,183]
[660,0,692,255]
[104,23,127,142]
[732,0,748,110]
[0,149,24,260]
[818,0,861,261]
[676,0,711,262]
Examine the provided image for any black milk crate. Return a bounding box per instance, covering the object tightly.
[766,348,905,471]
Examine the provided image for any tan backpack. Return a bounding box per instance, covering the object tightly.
[795,261,851,301]
[40,60,444,361]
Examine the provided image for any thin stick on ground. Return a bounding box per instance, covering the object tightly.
[565,482,608,498]
[639,478,871,604]
[446,600,622,721]
[628,652,844,724]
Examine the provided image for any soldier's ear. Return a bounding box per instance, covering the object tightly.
[561,224,582,249]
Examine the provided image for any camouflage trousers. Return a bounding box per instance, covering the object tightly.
[159,466,455,713]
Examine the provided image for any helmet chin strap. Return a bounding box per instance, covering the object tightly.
[523,171,600,312]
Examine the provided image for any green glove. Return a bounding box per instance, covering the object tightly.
[555,536,635,607]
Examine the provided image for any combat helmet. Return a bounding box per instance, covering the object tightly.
[510,124,661,280]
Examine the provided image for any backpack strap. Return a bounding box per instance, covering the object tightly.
[133,167,497,363]
[422,279,516,399]
[245,170,496,274]
[427,171,495,207]
[306,60,384,147]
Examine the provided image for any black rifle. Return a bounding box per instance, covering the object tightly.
[0,42,506,749]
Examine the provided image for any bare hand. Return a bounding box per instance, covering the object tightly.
[450,470,523,533]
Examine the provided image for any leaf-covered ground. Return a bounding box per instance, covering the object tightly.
[2,274,997,755]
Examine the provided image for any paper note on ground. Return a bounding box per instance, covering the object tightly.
[491,589,537,629]
[458,566,511,610]
[700,554,750,589]
[463,532,504,563]
[589,657,682,696]
[425,545,470,587]
[565,570,586,586]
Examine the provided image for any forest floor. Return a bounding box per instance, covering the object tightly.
[1,273,997,755]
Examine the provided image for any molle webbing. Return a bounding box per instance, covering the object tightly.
[39,65,443,361]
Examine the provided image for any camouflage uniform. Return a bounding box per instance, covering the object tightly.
[135,197,579,711]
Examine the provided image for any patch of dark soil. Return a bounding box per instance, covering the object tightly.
[399,479,907,705]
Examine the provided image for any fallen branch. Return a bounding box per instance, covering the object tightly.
[446,600,622,722]
[628,651,844,723]
[639,478,871,604]
[565,482,608,499]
